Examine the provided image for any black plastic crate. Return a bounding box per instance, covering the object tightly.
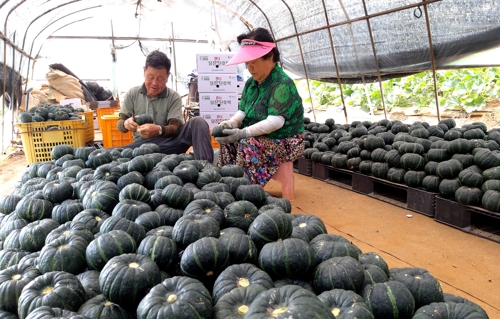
[467,212,500,244]
[407,188,436,217]
[434,196,471,229]
[293,160,299,173]
[326,167,354,189]
[312,162,329,181]
[352,172,375,194]
[368,177,407,207]
[298,157,312,176]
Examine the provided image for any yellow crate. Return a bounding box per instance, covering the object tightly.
[97,106,120,130]
[78,111,94,143]
[16,119,87,164]
[101,114,133,148]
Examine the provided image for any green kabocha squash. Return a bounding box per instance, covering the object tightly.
[146,225,173,238]
[220,164,245,177]
[3,229,22,249]
[77,294,130,319]
[387,167,406,184]
[459,169,484,188]
[412,302,488,319]
[358,252,390,276]
[51,144,75,160]
[213,285,267,319]
[15,196,53,221]
[218,233,258,265]
[259,238,314,280]
[111,199,151,221]
[18,252,39,268]
[422,175,442,192]
[193,190,221,206]
[51,200,84,224]
[82,181,120,214]
[443,293,489,318]
[137,235,177,272]
[313,256,365,294]
[161,184,194,209]
[455,186,483,206]
[361,264,388,289]
[19,219,59,252]
[234,184,267,207]
[362,281,415,319]
[180,237,229,279]
[85,229,137,271]
[439,178,462,198]
[212,263,274,305]
[136,276,212,319]
[183,198,224,225]
[23,306,83,319]
[481,190,500,212]
[99,215,146,245]
[390,267,443,309]
[134,210,168,231]
[436,159,463,179]
[0,263,41,314]
[72,209,110,234]
[245,284,335,319]
[318,288,375,319]
[37,234,88,275]
[247,209,292,248]
[172,214,220,248]
[18,112,33,123]
[404,170,426,187]
[400,153,426,171]
[17,271,86,319]
[99,253,161,311]
[75,270,100,301]
[290,214,327,243]
[274,278,314,293]
[0,249,29,270]
[172,163,200,184]
[134,114,154,125]
[310,233,362,265]
[480,179,500,193]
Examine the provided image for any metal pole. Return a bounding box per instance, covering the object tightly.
[361,0,387,120]
[171,22,178,92]
[422,1,441,122]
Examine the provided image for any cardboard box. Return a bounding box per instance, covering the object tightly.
[236,81,245,94]
[200,111,236,130]
[198,74,238,93]
[197,54,236,74]
[199,94,239,112]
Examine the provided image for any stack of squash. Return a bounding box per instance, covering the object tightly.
[304,117,500,213]
[0,143,490,318]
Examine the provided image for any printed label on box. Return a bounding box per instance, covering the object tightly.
[198,74,238,93]
[199,94,239,112]
[200,111,235,130]
[236,81,245,94]
[197,54,236,73]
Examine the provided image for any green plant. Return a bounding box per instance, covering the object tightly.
[296,67,500,114]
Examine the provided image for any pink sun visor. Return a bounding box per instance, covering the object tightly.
[226,39,276,66]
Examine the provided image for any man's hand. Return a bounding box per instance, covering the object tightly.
[137,123,161,139]
[215,128,247,144]
[124,117,139,132]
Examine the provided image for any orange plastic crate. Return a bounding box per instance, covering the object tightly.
[210,134,220,149]
[97,106,120,130]
[16,119,87,164]
[101,114,133,148]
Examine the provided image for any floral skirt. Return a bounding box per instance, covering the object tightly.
[217,133,305,187]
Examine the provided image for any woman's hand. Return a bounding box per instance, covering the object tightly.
[215,128,247,144]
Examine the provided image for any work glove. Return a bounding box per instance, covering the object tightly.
[215,128,247,144]
[218,120,234,128]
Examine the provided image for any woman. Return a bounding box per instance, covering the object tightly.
[214,27,305,186]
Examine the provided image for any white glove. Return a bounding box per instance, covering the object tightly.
[215,128,247,144]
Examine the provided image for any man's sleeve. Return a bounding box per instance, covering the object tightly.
[117,88,135,133]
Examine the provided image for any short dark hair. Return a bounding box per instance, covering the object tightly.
[145,50,171,72]
[236,27,280,63]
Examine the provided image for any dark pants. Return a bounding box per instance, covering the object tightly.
[119,117,214,163]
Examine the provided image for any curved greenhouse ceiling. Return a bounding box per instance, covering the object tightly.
[1,0,500,91]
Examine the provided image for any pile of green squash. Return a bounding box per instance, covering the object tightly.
[0,143,490,319]
[17,103,86,124]
[304,117,500,213]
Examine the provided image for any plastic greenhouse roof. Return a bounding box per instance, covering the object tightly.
[1,0,500,83]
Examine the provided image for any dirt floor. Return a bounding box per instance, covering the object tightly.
[0,153,499,317]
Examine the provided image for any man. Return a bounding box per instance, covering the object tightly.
[117,50,213,163]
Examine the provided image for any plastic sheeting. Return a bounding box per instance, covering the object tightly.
[0,0,499,83]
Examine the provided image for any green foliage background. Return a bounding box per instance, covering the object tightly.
[296,68,500,114]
